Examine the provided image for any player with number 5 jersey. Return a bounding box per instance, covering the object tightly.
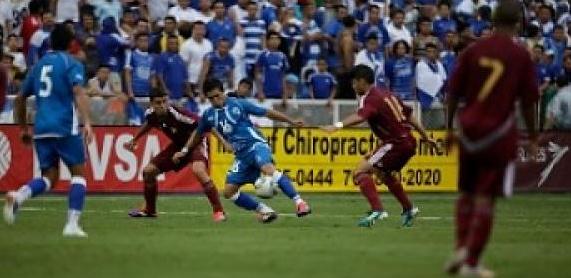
[322,65,437,228]
[4,25,93,238]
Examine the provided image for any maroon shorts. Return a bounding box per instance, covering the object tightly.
[367,138,416,173]
[459,147,515,197]
[151,139,209,173]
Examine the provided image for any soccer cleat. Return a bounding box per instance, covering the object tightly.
[444,248,468,275]
[296,201,312,217]
[257,211,278,223]
[401,207,420,227]
[212,211,227,222]
[458,264,495,278]
[128,208,157,218]
[62,224,88,238]
[357,210,388,227]
[3,191,19,225]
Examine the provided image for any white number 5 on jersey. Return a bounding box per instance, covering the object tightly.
[39,65,53,97]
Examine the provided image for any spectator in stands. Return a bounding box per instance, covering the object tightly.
[413,16,439,59]
[151,16,184,53]
[207,1,238,47]
[64,20,86,61]
[92,0,123,25]
[416,0,437,19]
[230,34,246,89]
[0,59,5,113]
[168,0,197,25]
[0,0,14,37]
[240,1,267,77]
[76,12,99,45]
[227,78,253,98]
[544,25,570,72]
[148,0,172,25]
[262,0,281,27]
[308,56,336,105]
[533,44,553,94]
[154,35,193,110]
[415,43,446,110]
[357,5,390,53]
[300,1,323,68]
[524,23,545,52]
[387,9,412,46]
[469,5,491,37]
[180,20,213,100]
[324,4,348,68]
[433,2,456,42]
[385,40,415,100]
[119,8,138,40]
[136,18,151,35]
[355,34,385,88]
[96,17,130,88]
[21,0,43,58]
[229,0,249,24]
[440,30,458,76]
[353,0,368,23]
[194,0,214,23]
[546,76,571,130]
[279,7,304,75]
[83,35,100,78]
[336,15,357,99]
[256,31,289,103]
[5,34,26,73]
[125,32,156,98]
[533,4,555,37]
[28,11,55,67]
[87,64,127,125]
[199,38,235,92]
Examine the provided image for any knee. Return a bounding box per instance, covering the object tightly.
[142,165,158,181]
[191,162,207,177]
[223,186,238,199]
[352,169,370,185]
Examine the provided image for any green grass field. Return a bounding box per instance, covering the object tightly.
[0,193,570,278]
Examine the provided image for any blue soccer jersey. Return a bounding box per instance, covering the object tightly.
[207,18,237,46]
[126,49,155,96]
[205,51,235,85]
[198,98,268,155]
[309,72,337,99]
[154,51,188,100]
[385,56,415,100]
[256,50,289,98]
[22,51,86,138]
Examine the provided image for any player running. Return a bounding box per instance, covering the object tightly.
[125,89,227,222]
[444,1,539,277]
[173,79,311,223]
[3,25,93,237]
[322,65,437,228]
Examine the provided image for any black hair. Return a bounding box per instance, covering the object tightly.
[203,79,224,95]
[167,34,179,40]
[533,44,545,52]
[193,20,206,27]
[554,24,566,31]
[50,24,74,51]
[164,16,177,23]
[352,65,375,84]
[239,78,253,87]
[342,16,356,28]
[493,0,522,27]
[425,42,438,50]
[149,87,168,100]
[392,39,411,54]
[14,71,26,81]
[134,32,149,40]
[6,34,18,40]
[366,33,379,42]
[266,30,281,39]
[438,1,451,9]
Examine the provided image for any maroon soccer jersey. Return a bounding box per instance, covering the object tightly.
[357,87,414,143]
[145,106,200,146]
[448,34,539,158]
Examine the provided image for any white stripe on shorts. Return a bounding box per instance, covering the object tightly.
[368,144,393,167]
[503,161,515,197]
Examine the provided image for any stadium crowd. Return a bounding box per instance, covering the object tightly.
[0,0,569,129]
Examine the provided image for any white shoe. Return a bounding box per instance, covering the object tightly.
[444,248,468,275]
[62,224,88,238]
[3,191,18,225]
[459,264,495,278]
[256,204,278,223]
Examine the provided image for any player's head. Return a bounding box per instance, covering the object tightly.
[492,0,522,30]
[51,24,75,51]
[203,79,226,107]
[351,65,375,95]
[150,88,169,115]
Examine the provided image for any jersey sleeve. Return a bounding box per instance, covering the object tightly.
[238,98,268,116]
[67,61,86,87]
[357,94,378,119]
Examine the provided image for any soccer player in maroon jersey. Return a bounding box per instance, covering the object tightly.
[322,65,437,227]
[444,1,539,276]
[125,89,227,222]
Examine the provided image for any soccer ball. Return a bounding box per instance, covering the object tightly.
[254,175,278,199]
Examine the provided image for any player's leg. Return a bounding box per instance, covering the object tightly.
[59,136,89,237]
[353,158,386,227]
[379,170,417,227]
[4,138,58,224]
[127,163,161,217]
[254,143,311,216]
[191,160,226,222]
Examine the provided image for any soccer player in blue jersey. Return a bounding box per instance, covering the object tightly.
[173,79,312,223]
[4,25,93,237]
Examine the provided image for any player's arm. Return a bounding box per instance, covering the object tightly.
[321,113,366,133]
[125,122,151,151]
[173,117,210,163]
[265,109,303,126]
[408,112,438,149]
[15,68,36,145]
[73,85,94,143]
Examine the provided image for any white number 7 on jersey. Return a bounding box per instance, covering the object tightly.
[39,65,53,98]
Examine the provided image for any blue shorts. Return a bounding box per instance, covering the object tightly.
[34,136,86,170]
[226,143,273,186]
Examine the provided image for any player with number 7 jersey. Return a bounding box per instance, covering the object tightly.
[321,65,437,228]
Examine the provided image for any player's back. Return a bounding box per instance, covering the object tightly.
[359,88,413,143]
[449,34,538,140]
[24,51,85,137]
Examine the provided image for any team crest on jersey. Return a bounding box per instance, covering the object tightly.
[221,120,233,134]
[232,107,240,116]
